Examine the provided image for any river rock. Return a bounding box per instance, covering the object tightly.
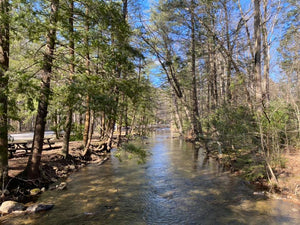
[0,201,26,214]
[30,188,41,196]
[26,203,54,213]
[56,182,67,190]
[53,166,58,171]
[69,165,76,170]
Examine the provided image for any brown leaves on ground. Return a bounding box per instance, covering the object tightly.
[276,151,300,200]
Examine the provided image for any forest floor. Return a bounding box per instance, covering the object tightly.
[5,140,109,204]
[8,140,95,178]
[274,150,300,202]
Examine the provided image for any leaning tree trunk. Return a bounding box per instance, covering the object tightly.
[172,93,183,136]
[62,0,75,158]
[25,0,59,179]
[0,0,9,190]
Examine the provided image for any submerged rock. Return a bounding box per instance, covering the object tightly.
[0,201,26,214]
[26,203,54,213]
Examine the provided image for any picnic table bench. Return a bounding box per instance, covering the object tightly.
[8,137,56,158]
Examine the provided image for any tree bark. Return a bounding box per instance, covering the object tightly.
[254,0,262,104]
[190,0,203,141]
[62,0,75,158]
[224,2,232,102]
[172,93,183,136]
[26,0,59,179]
[83,95,90,147]
[122,0,128,21]
[262,0,270,102]
[82,111,94,159]
[83,6,90,147]
[117,109,123,146]
[0,0,9,190]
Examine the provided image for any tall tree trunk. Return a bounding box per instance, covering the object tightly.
[82,111,94,158]
[83,6,90,147]
[83,96,90,146]
[254,0,262,104]
[190,0,203,141]
[62,0,75,158]
[224,2,232,102]
[172,93,183,136]
[122,0,128,21]
[107,119,115,151]
[213,58,218,108]
[130,109,136,135]
[0,0,9,190]
[100,112,105,139]
[26,0,59,179]
[117,107,123,146]
[262,0,270,102]
[124,102,129,136]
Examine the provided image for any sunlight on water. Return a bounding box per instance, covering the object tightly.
[2,129,300,225]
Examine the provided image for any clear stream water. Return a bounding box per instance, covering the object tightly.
[2,130,300,225]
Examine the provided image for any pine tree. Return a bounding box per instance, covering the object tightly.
[0,0,9,189]
[25,0,60,179]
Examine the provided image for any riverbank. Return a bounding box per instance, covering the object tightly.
[2,140,109,206]
[215,148,300,203]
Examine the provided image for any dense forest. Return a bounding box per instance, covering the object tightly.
[0,0,299,192]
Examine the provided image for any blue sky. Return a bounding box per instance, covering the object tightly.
[133,0,285,86]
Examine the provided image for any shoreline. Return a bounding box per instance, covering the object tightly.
[213,150,300,204]
[1,140,110,212]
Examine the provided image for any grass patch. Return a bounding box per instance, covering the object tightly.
[114,143,149,164]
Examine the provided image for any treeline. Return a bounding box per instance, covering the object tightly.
[0,0,156,188]
[143,0,299,184]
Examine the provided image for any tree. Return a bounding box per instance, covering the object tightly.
[254,0,262,105]
[25,0,60,179]
[190,0,203,141]
[61,0,75,158]
[278,0,300,140]
[0,0,9,190]
[82,4,91,149]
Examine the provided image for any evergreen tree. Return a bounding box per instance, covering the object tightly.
[0,0,9,190]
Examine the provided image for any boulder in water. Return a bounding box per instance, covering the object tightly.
[26,203,54,213]
[56,182,67,190]
[0,201,25,214]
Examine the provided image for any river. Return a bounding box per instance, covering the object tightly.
[2,129,300,224]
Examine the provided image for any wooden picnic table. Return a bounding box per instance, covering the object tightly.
[8,140,31,157]
[8,137,56,157]
[43,137,55,149]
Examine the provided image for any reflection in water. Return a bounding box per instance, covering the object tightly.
[2,129,300,225]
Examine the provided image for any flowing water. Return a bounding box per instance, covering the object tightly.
[2,130,300,224]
